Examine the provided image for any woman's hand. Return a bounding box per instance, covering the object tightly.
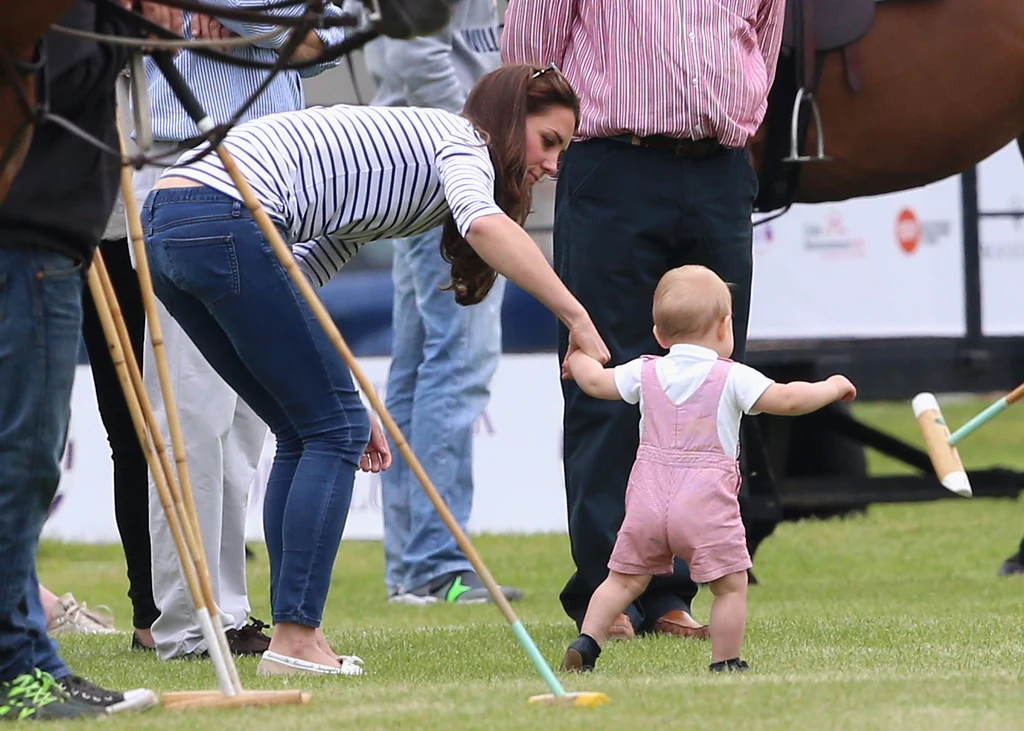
[562,316,610,378]
[360,412,392,473]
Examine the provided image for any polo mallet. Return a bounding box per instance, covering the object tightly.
[112,121,311,712]
[151,53,609,709]
[913,382,1024,498]
[87,253,239,698]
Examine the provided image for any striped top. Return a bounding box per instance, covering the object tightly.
[144,1,347,141]
[500,0,786,148]
[166,104,505,287]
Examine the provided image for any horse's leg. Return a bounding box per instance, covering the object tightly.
[0,130,32,204]
[0,0,79,204]
[0,81,34,206]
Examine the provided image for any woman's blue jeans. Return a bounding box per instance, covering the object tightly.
[142,186,369,627]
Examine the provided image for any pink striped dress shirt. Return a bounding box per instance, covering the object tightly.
[500,0,786,149]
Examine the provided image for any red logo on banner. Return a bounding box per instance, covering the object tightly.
[897,208,921,254]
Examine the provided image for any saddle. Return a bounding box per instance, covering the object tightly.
[754,0,876,213]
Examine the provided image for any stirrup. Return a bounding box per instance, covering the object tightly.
[783,87,830,163]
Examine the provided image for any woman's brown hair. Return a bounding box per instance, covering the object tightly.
[440,64,580,305]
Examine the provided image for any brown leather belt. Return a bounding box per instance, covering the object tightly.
[613,133,723,158]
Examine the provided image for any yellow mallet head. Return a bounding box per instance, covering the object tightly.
[527,691,610,707]
[912,393,972,497]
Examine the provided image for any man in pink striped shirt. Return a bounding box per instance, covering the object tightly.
[502,0,785,641]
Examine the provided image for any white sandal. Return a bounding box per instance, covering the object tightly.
[256,650,364,676]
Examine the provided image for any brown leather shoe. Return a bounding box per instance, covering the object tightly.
[561,648,585,671]
[606,613,635,641]
[652,610,710,639]
[225,617,272,656]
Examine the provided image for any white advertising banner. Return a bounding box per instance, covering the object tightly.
[976,142,1024,336]
[748,175,966,340]
[45,357,570,544]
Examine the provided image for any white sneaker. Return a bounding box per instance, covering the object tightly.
[387,591,438,606]
[47,594,117,635]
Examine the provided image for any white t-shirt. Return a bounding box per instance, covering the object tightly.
[613,344,775,458]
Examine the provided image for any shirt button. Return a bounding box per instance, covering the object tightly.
[693,77,699,85]
[688,32,695,39]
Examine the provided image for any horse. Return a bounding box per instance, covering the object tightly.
[0,0,77,204]
[750,0,1024,211]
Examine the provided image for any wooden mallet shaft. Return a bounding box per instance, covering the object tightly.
[148,51,589,703]
[116,120,242,695]
[87,257,238,695]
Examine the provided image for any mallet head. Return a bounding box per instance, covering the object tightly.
[527,691,610,707]
[912,393,972,497]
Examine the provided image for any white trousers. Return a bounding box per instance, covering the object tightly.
[133,158,268,660]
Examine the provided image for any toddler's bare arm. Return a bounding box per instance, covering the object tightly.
[567,351,622,401]
[753,375,856,416]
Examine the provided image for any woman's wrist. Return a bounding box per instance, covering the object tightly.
[557,300,589,331]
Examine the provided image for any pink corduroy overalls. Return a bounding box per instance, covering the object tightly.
[608,356,753,584]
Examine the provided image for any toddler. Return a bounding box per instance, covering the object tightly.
[561,265,856,673]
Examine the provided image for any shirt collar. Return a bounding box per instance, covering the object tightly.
[667,343,720,360]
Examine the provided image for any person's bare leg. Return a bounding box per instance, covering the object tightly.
[39,584,60,625]
[268,623,340,667]
[134,627,155,648]
[580,572,652,646]
[562,572,652,671]
[314,627,336,657]
[708,571,748,663]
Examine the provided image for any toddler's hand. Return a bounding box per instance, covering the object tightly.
[827,375,857,402]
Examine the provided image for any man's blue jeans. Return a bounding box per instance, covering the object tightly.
[0,249,82,682]
[143,187,369,627]
[382,227,505,594]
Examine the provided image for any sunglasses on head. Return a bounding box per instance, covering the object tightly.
[531,63,561,79]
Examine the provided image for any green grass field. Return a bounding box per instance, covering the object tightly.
[37,399,1024,730]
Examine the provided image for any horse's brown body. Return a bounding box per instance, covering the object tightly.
[0,0,78,204]
[750,0,1024,204]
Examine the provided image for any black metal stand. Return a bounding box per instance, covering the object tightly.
[746,167,1024,522]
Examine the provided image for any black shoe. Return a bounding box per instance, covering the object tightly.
[57,674,158,714]
[225,617,272,656]
[560,634,601,672]
[0,670,100,720]
[397,571,523,605]
[996,553,1024,577]
[709,658,752,673]
[175,616,273,660]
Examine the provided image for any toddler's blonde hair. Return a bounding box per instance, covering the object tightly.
[652,265,733,343]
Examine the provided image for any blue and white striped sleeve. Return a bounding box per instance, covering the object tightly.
[302,5,348,78]
[434,138,505,237]
[199,0,345,69]
[292,240,331,289]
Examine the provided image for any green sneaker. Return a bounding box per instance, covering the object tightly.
[395,571,523,605]
[0,670,100,721]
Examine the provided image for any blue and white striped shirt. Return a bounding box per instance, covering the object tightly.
[166,104,505,287]
[144,0,347,141]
